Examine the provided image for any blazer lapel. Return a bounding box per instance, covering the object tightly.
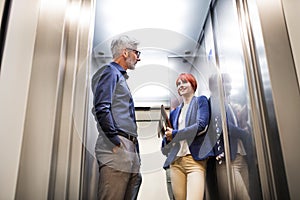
[185,96,197,126]
[173,103,184,130]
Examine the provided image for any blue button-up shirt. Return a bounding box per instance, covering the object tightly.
[92,62,137,146]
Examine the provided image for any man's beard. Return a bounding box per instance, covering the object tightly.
[126,57,136,70]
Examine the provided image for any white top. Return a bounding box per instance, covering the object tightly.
[177,103,191,157]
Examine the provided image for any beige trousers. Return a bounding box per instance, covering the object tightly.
[170,155,207,200]
[216,154,250,200]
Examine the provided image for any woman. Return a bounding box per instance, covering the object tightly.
[161,73,212,200]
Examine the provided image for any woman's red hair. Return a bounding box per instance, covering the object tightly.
[176,73,197,92]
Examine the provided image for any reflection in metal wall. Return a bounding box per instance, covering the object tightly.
[198,0,294,199]
[211,0,263,199]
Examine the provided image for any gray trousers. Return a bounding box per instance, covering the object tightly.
[97,136,142,200]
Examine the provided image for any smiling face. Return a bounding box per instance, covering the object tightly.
[177,79,194,96]
[176,73,197,97]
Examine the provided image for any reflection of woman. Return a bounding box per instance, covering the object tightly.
[209,74,251,200]
[161,73,212,200]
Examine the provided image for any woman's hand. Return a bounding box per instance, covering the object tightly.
[165,127,173,141]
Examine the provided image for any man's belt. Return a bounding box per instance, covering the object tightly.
[118,132,138,144]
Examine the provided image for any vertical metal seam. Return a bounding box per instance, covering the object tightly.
[210,2,235,199]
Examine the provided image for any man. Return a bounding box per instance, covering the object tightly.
[91,35,142,200]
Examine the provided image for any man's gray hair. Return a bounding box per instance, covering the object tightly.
[111,35,140,59]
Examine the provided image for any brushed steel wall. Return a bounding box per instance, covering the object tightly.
[0,0,95,199]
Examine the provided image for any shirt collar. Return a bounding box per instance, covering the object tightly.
[110,62,129,79]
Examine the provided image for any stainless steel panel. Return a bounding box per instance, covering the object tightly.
[0,0,40,198]
[0,0,95,199]
[254,0,300,199]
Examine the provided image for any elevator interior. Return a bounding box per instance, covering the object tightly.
[0,0,299,199]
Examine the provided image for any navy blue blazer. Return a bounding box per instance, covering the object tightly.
[162,96,214,168]
[213,103,252,161]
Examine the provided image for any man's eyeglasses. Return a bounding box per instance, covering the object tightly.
[126,48,141,58]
